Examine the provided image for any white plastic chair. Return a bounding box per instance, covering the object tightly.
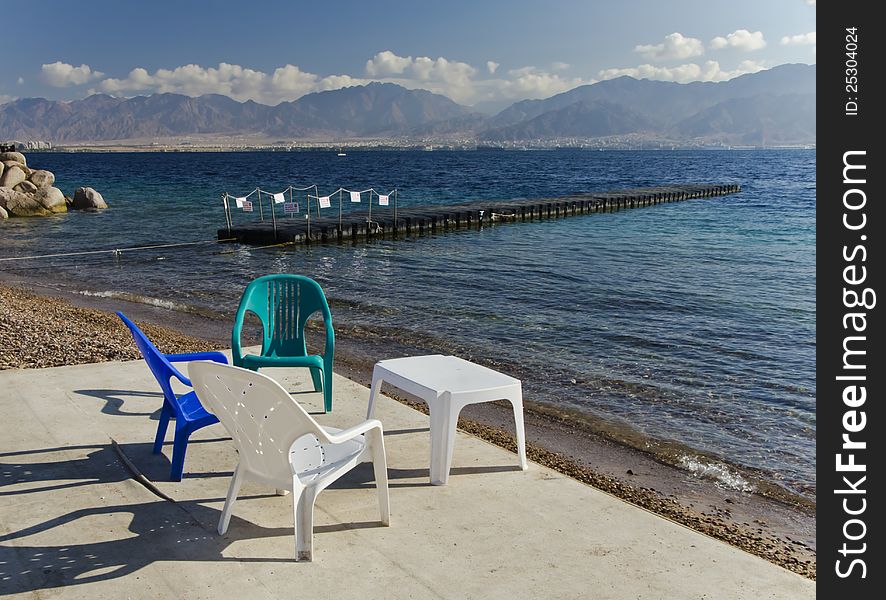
[189,361,390,561]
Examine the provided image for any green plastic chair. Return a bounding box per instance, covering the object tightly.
[232,274,335,412]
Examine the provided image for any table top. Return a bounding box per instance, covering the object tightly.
[374,354,520,397]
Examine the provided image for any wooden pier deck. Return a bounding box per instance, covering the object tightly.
[219,184,740,245]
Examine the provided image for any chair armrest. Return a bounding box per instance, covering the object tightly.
[323,419,384,444]
[166,352,229,365]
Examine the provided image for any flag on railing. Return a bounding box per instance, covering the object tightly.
[350,191,361,203]
[319,196,331,208]
[235,197,247,208]
[378,194,389,206]
[273,192,286,204]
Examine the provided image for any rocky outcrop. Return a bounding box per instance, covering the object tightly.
[72,187,108,210]
[0,152,108,219]
[29,169,54,189]
[0,164,27,188]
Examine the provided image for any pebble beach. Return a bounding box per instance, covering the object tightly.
[0,282,815,578]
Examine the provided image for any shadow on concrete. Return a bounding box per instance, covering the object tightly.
[73,388,164,419]
[0,444,386,594]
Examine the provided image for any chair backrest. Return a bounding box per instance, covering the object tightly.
[117,311,187,418]
[236,275,332,358]
[189,361,326,484]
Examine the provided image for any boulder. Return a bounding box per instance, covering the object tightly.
[0,162,4,180]
[72,186,108,210]
[0,165,27,188]
[36,186,67,213]
[3,189,51,217]
[14,180,38,194]
[29,169,55,189]
[0,205,7,219]
[0,151,26,167]
[0,186,12,209]
[3,160,30,174]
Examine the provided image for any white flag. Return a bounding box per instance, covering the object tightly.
[273,192,285,204]
[319,196,331,208]
[234,197,246,208]
[378,194,389,206]
[350,191,361,203]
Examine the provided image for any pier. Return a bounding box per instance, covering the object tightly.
[219,183,740,245]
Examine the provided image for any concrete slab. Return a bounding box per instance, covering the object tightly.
[0,356,814,599]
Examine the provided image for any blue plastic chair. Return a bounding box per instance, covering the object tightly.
[117,311,228,481]
[232,275,335,412]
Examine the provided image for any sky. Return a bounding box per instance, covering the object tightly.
[1,0,816,110]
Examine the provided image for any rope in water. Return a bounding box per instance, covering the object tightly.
[0,239,237,262]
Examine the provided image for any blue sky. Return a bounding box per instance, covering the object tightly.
[2,0,815,108]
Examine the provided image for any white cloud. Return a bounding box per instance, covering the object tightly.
[486,61,499,75]
[598,59,765,83]
[365,50,413,77]
[635,32,704,61]
[805,0,815,5]
[710,29,767,51]
[500,66,589,99]
[41,62,104,87]
[17,77,24,85]
[0,93,17,105]
[97,63,364,105]
[551,61,570,71]
[781,31,816,45]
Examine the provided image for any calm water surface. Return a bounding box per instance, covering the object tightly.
[0,149,816,498]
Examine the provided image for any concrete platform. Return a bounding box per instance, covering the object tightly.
[0,356,813,598]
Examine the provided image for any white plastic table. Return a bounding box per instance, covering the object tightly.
[367,354,527,485]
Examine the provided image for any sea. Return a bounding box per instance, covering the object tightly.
[0,149,816,501]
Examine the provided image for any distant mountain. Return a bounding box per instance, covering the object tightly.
[0,64,816,144]
[0,82,477,142]
[482,100,653,141]
[671,93,816,145]
[488,63,815,130]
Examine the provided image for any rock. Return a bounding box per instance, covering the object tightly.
[14,180,38,194]
[0,151,26,167]
[0,162,4,180]
[3,189,51,217]
[0,205,7,219]
[0,186,13,209]
[29,169,55,189]
[0,165,27,188]
[72,186,108,210]
[36,186,67,213]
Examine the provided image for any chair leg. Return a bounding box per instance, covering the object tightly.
[153,403,172,454]
[368,429,391,525]
[169,425,192,482]
[323,367,333,413]
[309,367,323,394]
[219,463,245,535]
[294,485,317,561]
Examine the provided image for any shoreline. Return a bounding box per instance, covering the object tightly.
[0,279,815,578]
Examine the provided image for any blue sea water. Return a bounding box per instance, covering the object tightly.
[0,149,816,499]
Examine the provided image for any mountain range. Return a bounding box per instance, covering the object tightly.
[0,64,815,145]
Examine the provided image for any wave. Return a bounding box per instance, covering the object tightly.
[678,455,756,493]
[75,289,227,320]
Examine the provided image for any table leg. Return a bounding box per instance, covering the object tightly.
[509,387,528,471]
[367,370,384,419]
[429,393,457,485]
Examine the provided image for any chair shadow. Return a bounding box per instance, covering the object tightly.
[114,440,233,483]
[73,389,164,419]
[0,445,385,594]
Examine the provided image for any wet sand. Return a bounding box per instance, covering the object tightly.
[0,279,815,578]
